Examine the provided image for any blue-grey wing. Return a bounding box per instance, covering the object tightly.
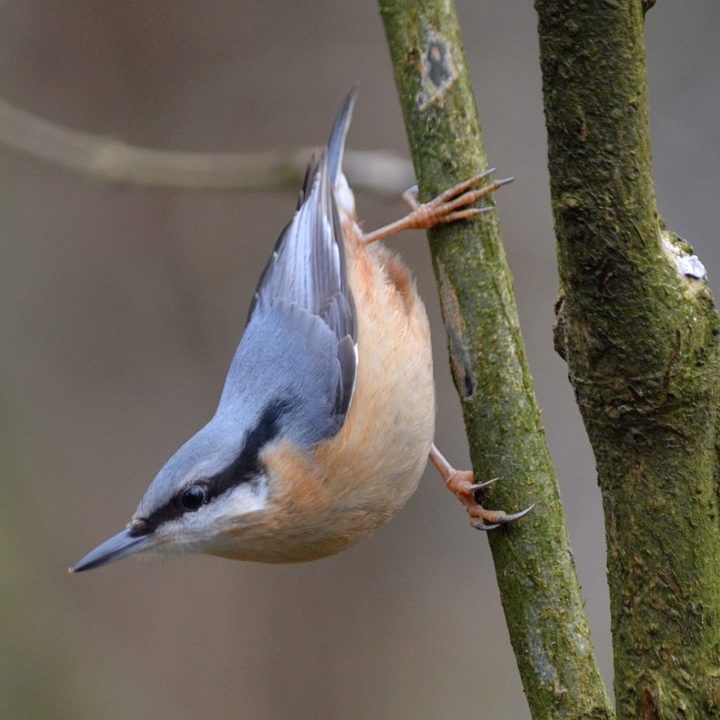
[221,90,358,446]
[218,297,353,446]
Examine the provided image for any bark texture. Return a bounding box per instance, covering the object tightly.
[536,1,720,717]
[379,1,614,717]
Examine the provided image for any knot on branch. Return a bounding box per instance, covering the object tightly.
[553,294,568,361]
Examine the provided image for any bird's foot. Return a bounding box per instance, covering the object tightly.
[362,169,513,245]
[429,444,533,532]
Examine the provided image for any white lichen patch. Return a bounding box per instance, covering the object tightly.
[661,230,707,282]
[676,253,707,279]
[569,619,589,658]
[525,605,566,694]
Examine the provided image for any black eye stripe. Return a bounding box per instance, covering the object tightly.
[141,400,289,529]
[206,399,288,498]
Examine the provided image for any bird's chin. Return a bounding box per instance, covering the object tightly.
[202,524,357,564]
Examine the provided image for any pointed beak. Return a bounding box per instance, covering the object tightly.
[70,525,158,573]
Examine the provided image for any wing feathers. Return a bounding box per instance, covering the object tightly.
[242,90,358,444]
[327,85,357,187]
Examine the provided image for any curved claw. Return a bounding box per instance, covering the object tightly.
[472,520,501,531]
[502,503,535,523]
[429,445,533,534]
[468,477,498,492]
[401,185,420,210]
[471,503,535,532]
[443,207,494,223]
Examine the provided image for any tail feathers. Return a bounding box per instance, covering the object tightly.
[326,85,358,187]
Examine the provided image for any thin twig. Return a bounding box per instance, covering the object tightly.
[0,96,413,194]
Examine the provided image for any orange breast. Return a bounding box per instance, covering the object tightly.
[216,218,435,563]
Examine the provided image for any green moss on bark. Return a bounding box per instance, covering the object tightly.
[536,1,720,717]
[379,1,613,718]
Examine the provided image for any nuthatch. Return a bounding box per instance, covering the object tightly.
[71,88,530,573]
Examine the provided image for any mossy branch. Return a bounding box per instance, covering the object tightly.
[379,1,613,717]
[535,1,720,717]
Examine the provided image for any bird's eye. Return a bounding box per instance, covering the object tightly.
[180,484,206,510]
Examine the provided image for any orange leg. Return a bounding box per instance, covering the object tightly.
[362,168,513,245]
[429,444,533,531]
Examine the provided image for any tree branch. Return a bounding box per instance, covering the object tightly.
[379,2,613,717]
[535,1,720,716]
[0,96,413,194]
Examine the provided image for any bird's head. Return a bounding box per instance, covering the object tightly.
[71,406,283,572]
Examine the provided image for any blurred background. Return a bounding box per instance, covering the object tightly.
[1,2,718,719]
